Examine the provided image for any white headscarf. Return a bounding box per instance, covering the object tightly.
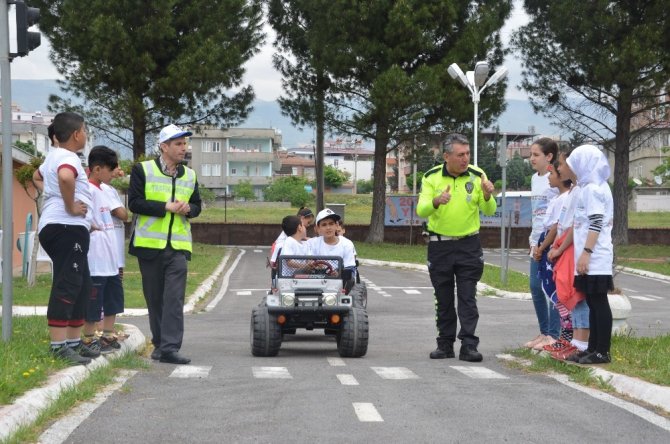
[566,144,610,186]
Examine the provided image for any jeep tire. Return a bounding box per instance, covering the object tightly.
[251,306,282,357]
[349,283,368,309]
[337,307,369,358]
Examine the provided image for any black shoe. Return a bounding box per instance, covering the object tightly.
[159,352,191,365]
[151,348,162,360]
[429,343,455,359]
[459,344,483,362]
[578,351,611,365]
[566,349,591,363]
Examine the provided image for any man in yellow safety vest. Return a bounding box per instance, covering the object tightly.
[128,124,202,365]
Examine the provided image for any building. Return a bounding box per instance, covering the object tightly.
[603,124,670,182]
[188,127,282,199]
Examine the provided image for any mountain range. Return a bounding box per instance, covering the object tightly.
[8,79,561,148]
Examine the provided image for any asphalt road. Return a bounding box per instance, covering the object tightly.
[60,248,669,443]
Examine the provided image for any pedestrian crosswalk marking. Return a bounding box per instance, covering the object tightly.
[622,287,639,293]
[629,295,656,301]
[327,357,346,367]
[403,289,421,294]
[252,366,292,379]
[236,291,252,296]
[337,374,359,385]
[169,366,212,379]
[254,249,263,253]
[353,403,384,422]
[371,367,419,380]
[450,366,508,379]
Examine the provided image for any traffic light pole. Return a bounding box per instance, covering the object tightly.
[1,0,16,341]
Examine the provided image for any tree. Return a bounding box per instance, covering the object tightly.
[14,157,44,286]
[512,1,670,245]
[316,0,512,242]
[234,179,257,201]
[264,176,311,207]
[266,0,336,211]
[324,165,350,188]
[506,154,531,190]
[33,0,264,160]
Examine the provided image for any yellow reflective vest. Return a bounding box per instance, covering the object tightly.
[133,161,196,252]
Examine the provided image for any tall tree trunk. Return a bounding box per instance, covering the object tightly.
[612,91,632,246]
[132,113,147,161]
[366,125,390,243]
[315,85,325,212]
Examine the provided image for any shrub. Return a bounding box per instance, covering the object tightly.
[264,176,311,207]
[234,179,257,201]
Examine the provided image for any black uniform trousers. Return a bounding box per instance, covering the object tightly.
[427,234,484,347]
[138,247,188,353]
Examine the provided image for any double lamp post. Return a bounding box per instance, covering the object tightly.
[447,61,508,166]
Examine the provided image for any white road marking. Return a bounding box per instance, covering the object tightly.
[254,249,263,253]
[38,371,137,444]
[403,289,421,294]
[643,295,662,300]
[252,366,292,379]
[378,286,433,290]
[621,287,639,293]
[236,291,252,296]
[327,357,346,367]
[549,373,670,432]
[207,249,246,311]
[337,374,359,386]
[450,366,509,379]
[230,288,270,292]
[353,403,384,422]
[169,366,212,379]
[371,367,419,380]
[378,292,391,298]
[629,296,656,301]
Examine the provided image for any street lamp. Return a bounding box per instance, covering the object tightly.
[447,61,508,166]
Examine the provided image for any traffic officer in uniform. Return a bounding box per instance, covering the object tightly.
[128,124,202,365]
[417,133,496,362]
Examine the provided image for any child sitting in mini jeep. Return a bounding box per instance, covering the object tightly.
[306,208,357,289]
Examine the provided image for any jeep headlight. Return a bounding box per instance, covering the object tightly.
[323,293,337,306]
[282,293,295,306]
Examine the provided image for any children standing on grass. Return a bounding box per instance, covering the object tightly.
[534,162,574,354]
[81,146,125,354]
[564,145,615,364]
[525,138,560,350]
[549,146,589,361]
[33,112,99,366]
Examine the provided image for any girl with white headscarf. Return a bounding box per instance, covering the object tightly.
[563,145,614,364]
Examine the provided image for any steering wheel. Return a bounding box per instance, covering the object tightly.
[310,260,337,276]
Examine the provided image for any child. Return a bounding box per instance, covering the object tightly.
[549,146,589,361]
[81,146,125,354]
[307,208,356,275]
[534,163,574,353]
[279,215,311,256]
[565,145,614,364]
[33,112,99,365]
[269,207,314,265]
[525,138,560,350]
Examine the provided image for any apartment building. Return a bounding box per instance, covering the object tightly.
[188,127,282,198]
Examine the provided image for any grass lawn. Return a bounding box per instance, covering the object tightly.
[615,244,670,276]
[507,333,670,389]
[354,241,530,293]
[2,243,227,308]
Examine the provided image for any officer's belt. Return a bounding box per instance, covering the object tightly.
[428,231,479,242]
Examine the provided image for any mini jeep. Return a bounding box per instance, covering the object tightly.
[251,255,368,357]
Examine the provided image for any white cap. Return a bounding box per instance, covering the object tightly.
[315,208,341,225]
[158,124,192,144]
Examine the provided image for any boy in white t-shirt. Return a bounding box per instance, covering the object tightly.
[307,209,356,277]
[277,215,312,275]
[81,146,125,354]
[33,113,98,366]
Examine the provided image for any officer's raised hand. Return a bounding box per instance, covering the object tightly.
[432,185,451,208]
[481,173,495,201]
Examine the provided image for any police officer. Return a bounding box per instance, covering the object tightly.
[417,134,496,362]
[128,124,202,365]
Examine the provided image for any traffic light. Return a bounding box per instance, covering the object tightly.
[9,0,41,58]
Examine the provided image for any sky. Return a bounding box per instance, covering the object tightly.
[9,1,531,102]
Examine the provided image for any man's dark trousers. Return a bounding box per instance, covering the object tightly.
[138,247,188,353]
[427,235,484,347]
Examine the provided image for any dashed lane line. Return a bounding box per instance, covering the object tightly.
[353,403,384,422]
[236,291,252,296]
[403,289,421,295]
[629,296,658,301]
[450,366,509,379]
[337,374,359,386]
[169,366,212,379]
[252,366,292,379]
